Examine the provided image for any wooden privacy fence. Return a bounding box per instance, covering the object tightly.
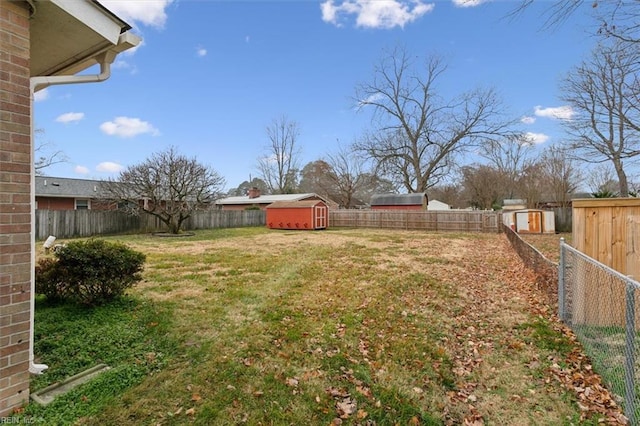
[35,209,266,240]
[329,209,502,232]
[36,209,500,239]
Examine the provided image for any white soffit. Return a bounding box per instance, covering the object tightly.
[30,0,134,77]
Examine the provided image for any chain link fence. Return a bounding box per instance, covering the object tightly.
[559,239,640,424]
[503,225,558,305]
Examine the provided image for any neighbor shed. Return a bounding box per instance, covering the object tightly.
[571,198,640,327]
[503,209,555,234]
[266,200,328,230]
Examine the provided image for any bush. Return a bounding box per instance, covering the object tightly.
[36,239,146,306]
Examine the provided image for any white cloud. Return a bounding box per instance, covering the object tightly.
[196,47,207,57]
[321,0,434,29]
[521,115,536,125]
[96,162,125,173]
[34,88,49,102]
[452,0,489,7]
[534,105,575,121]
[100,116,160,138]
[112,60,138,75]
[75,165,89,175]
[357,92,385,108]
[55,112,85,124]
[100,0,173,29]
[524,132,550,145]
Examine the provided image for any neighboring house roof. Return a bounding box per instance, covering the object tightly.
[502,199,527,210]
[216,193,328,206]
[370,193,427,206]
[36,176,106,198]
[266,200,327,209]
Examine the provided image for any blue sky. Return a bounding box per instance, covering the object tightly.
[34,0,597,191]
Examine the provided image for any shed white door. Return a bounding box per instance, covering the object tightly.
[516,211,541,233]
[314,205,327,229]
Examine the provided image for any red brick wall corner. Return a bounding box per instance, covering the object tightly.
[0,0,32,416]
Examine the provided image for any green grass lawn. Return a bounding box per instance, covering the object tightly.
[22,227,604,425]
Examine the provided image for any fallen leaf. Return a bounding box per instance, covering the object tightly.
[356,409,368,419]
[356,385,372,399]
[285,377,299,387]
[336,398,357,418]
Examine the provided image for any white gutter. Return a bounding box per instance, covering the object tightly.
[28,50,118,375]
[31,50,115,93]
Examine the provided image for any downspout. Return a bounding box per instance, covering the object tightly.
[28,52,116,374]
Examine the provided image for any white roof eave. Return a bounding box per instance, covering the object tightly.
[31,0,140,77]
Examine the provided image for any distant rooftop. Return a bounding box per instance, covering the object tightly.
[370,193,427,206]
[36,176,106,198]
[215,193,326,205]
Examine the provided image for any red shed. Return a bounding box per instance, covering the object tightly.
[266,200,328,230]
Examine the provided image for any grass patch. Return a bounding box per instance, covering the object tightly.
[21,296,177,424]
[26,228,593,424]
[518,317,574,356]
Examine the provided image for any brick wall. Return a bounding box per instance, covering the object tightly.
[35,197,76,210]
[0,0,32,416]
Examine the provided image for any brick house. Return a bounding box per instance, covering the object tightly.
[0,1,138,415]
[35,176,115,210]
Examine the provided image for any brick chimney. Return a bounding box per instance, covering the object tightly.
[248,187,261,199]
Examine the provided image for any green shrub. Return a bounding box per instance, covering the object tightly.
[35,257,66,301]
[35,239,146,305]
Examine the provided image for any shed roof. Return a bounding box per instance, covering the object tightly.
[266,200,326,209]
[370,193,427,206]
[36,176,106,198]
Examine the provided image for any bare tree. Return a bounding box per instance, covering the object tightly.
[586,164,619,196]
[324,144,382,208]
[354,46,518,193]
[460,164,506,210]
[298,160,335,200]
[537,145,582,207]
[513,0,640,45]
[257,116,302,194]
[103,147,226,234]
[516,162,546,209]
[560,41,640,196]
[428,182,464,209]
[478,136,536,199]
[34,128,67,175]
